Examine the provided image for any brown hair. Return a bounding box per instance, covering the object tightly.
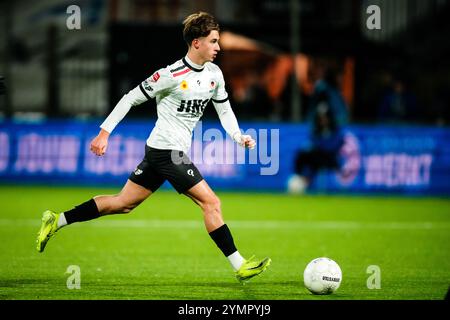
[183,12,220,46]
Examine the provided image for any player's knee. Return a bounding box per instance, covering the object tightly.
[201,195,221,213]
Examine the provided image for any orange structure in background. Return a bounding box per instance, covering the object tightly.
[219,31,354,117]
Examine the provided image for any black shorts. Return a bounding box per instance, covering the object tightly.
[129,146,204,193]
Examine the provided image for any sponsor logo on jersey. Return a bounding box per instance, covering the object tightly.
[197,80,201,86]
[134,168,143,175]
[177,99,210,116]
[151,72,160,82]
[187,169,194,177]
[181,80,188,90]
[142,79,154,91]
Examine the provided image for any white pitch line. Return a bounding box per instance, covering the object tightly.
[0,218,449,230]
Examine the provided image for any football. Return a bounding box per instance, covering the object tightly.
[303,257,342,295]
[287,174,308,194]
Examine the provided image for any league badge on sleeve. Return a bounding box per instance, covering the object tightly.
[151,72,160,82]
[142,79,154,91]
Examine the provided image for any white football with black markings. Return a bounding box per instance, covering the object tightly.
[303,257,342,295]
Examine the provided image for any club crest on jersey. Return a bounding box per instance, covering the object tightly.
[151,72,160,82]
[209,81,216,92]
[180,80,188,90]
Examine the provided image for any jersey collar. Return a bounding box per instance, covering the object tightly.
[183,56,204,72]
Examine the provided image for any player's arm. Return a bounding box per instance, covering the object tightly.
[213,99,256,149]
[90,86,147,156]
[90,69,172,156]
[90,128,110,156]
[212,69,256,149]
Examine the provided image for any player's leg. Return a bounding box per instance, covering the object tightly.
[36,180,153,252]
[184,180,271,283]
[318,150,340,170]
[184,180,224,232]
[62,155,164,225]
[162,149,270,282]
[94,179,152,215]
[162,152,235,254]
[61,179,152,229]
[37,145,165,252]
[288,150,312,193]
[294,150,308,175]
[309,149,330,178]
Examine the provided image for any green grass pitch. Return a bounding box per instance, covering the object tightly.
[0,185,449,300]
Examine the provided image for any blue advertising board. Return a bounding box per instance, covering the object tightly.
[0,119,449,195]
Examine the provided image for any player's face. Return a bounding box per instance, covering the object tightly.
[197,30,221,63]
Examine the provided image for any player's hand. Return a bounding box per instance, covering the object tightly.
[90,129,110,156]
[236,134,256,149]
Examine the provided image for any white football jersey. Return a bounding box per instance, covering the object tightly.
[100,55,240,154]
[140,56,230,153]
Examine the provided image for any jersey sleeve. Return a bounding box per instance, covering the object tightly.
[210,67,241,142]
[211,68,229,103]
[138,67,174,100]
[100,86,147,133]
[213,99,241,143]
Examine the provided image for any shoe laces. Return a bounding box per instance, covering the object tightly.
[244,255,256,264]
[245,255,265,268]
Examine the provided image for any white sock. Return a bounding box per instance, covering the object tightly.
[227,251,245,271]
[57,213,67,229]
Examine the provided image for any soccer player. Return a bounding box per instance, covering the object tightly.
[36,12,271,283]
[288,102,345,194]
